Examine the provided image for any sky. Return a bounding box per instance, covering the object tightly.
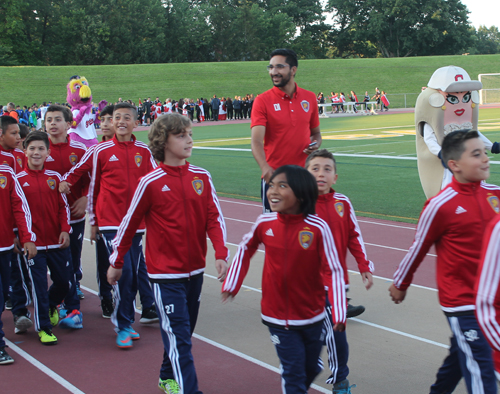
[461,0,500,29]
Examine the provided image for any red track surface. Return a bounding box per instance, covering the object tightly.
[2,196,434,393]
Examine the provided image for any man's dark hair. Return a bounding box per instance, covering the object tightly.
[441,129,480,167]
[305,149,337,172]
[269,165,318,217]
[100,105,115,118]
[0,115,19,134]
[270,48,298,68]
[24,130,49,150]
[114,102,138,119]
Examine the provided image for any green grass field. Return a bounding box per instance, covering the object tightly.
[132,108,500,223]
[1,54,500,108]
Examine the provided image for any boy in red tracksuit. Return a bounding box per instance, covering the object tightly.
[108,113,228,394]
[60,105,115,318]
[390,130,499,393]
[0,115,25,173]
[306,149,374,393]
[43,105,88,326]
[0,164,36,364]
[476,215,500,382]
[88,102,158,348]
[18,131,75,346]
[223,165,346,394]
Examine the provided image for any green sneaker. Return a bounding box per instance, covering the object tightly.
[49,306,59,327]
[38,328,58,345]
[158,378,180,394]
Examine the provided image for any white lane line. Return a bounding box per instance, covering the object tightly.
[78,285,327,392]
[5,339,86,394]
[204,274,445,349]
[357,219,415,230]
[191,333,330,394]
[219,199,261,208]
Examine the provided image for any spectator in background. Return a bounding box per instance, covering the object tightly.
[226,97,233,120]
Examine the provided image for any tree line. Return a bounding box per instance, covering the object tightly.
[1,0,499,66]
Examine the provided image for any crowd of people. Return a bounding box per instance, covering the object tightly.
[317,88,390,114]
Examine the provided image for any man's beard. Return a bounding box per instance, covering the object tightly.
[272,71,292,88]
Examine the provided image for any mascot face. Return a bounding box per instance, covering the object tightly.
[439,90,473,128]
[66,76,92,108]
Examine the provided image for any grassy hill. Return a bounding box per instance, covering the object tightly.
[1,54,499,108]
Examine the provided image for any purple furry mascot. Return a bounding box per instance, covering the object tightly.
[66,75,107,147]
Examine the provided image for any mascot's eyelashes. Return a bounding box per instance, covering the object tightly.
[69,75,81,81]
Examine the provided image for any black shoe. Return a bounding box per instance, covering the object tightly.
[0,346,14,364]
[4,297,12,310]
[346,303,365,318]
[140,305,159,324]
[101,298,114,319]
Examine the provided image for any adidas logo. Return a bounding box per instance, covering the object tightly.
[23,182,30,187]
[162,185,170,192]
[109,155,119,162]
[46,156,55,162]
[455,206,467,214]
[265,228,274,237]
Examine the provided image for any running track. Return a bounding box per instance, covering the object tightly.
[3,197,455,394]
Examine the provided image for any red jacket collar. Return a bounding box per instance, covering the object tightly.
[450,177,482,194]
[159,161,190,177]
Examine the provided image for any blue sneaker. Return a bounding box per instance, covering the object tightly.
[116,329,132,349]
[57,304,68,319]
[123,327,140,340]
[76,283,85,300]
[332,379,356,394]
[58,310,83,329]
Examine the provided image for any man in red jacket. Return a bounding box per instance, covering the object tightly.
[390,129,498,393]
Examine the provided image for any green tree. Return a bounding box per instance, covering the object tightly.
[468,25,500,55]
[328,0,472,58]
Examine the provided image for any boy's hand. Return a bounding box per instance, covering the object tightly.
[215,259,228,282]
[71,196,87,218]
[13,237,22,254]
[59,232,70,248]
[107,266,122,285]
[361,272,374,290]
[23,242,37,259]
[389,283,406,304]
[59,181,72,194]
[333,322,345,332]
[90,225,100,245]
[221,291,233,304]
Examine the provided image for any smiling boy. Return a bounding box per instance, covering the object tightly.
[390,130,499,393]
[88,102,158,348]
[17,131,74,345]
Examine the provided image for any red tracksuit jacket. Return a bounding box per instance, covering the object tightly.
[393,178,500,313]
[45,136,88,223]
[88,135,157,231]
[223,212,346,328]
[17,167,71,250]
[0,165,36,251]
[109,162,229,278]
[0,146,25,174]
[476,214,500,373]
[316,190,374,285]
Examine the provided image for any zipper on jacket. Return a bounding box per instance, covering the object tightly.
[472,184,486,224]
[36,173,48,250]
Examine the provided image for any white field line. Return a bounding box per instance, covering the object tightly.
[5,339,86,394]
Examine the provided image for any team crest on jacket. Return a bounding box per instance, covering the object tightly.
[0,176,7,189]
[16,157,23,168]
[69,154,78,166]
[299,229,313,249]
[301,100,310,113]
[488,195,500,214]
[192,178,204,195]
[47,178,56,190]
[135,154,142,167]
[335,202,344,217]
